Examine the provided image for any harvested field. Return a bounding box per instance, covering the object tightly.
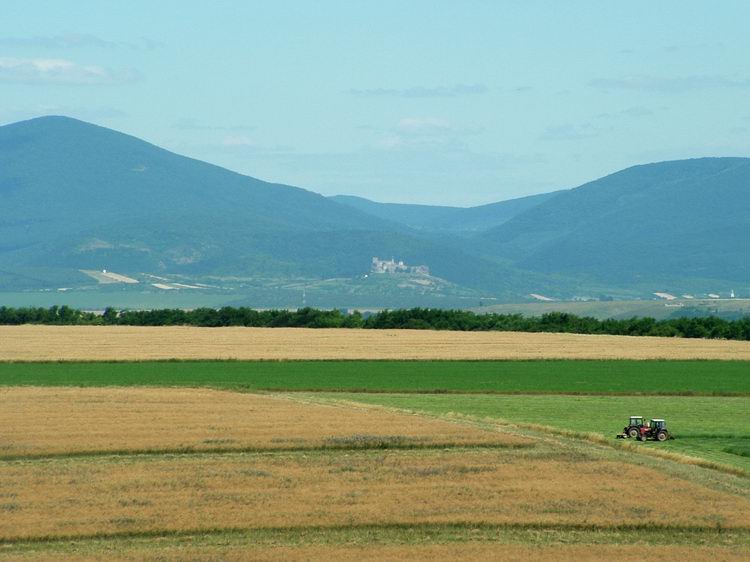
[0,388,527,458]
[2,448,750,540]
[2,325,750,361]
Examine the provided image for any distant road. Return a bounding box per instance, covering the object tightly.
[2,326,750,361]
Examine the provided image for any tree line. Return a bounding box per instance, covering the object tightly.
[1,305,750,341]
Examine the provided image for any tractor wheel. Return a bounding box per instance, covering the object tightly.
[656,431,668,442]
[627,427,639,439]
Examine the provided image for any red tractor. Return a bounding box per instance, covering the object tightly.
[621,415,646,439]
[636,419,672,442]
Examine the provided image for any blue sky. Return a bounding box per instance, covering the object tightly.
[2,1,749,205]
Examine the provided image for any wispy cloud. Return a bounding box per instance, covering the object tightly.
[0,33,162,50]
[396,117,483,135]
[173,118,256,133]
[540,123,600,141]
[364,117,485,151]
[590,75,750,93]
[349,83,488,98]
[595,106,654,120]
[175,136,295,155]
[0,57,138,85]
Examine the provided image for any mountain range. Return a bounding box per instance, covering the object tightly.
[1,116,748,303]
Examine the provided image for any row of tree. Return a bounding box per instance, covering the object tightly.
[1,305,750,341]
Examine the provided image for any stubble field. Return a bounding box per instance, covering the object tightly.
[3,325,750,360]
[0,387,527,458]
[1,386,750,560]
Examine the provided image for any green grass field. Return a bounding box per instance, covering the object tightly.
[2,359,748,474]
[331,393,750,472]
[1,360,749,395]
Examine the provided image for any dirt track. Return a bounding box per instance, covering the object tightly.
[1,325,750,361]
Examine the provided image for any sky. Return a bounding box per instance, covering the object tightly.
[1,1,749,206]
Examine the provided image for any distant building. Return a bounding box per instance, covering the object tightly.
[371,257,429,275]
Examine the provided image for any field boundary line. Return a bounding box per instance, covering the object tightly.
[0,441,534,463]
[2,521,748,547]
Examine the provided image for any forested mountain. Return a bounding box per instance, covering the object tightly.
[0,116,521,293]
[330,191,560,233]
[478,157,750,287]
[1,116,747,301]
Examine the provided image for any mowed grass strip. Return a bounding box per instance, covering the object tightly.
[6,539,750,562]
[335,394,750,472]
[2,448,750,541]
[3,325,750,361]
[0,388,528,459]
[1,360,749,395]
[4,524,749,558]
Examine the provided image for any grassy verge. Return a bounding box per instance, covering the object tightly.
[2,522,748,552]
[328,393,750,473]
[1,360,749,395]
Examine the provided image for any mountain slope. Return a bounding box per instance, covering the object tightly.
[479,157,750,286]
[0,116,527,294]
[330,191,560,233]
[329,195,459,229]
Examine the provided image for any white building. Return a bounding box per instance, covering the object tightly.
[371,257,429,275]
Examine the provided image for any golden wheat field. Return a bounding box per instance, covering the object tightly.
[2,325,750,361]
[1,387,749,560]
[3,448,750,540]
[0,387,527,457]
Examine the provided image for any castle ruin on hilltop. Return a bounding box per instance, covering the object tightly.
[371,257,429,275]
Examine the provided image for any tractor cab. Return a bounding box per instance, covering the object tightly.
[623,415,646,438]
[637,418,671,442]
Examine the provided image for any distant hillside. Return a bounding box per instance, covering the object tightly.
[331,191,560,233]
[0,116,527,295]
[478,157,750,288]
[329,195,458,229]
[2,116,747,303]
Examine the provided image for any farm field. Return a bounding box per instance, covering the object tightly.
[2,333,750,559]
[332,394,750,473]
[3,325,750,361]
[0,387,527,459]
[9,532,750,561]
[1,387,749,560]
[1,359,749,395]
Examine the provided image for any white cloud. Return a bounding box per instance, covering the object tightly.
[396,117,451,135]
[366,117,485,151]
[540,123,600,141]
[397,117,484,136]
[595,106,655,120]
[590,75,750,93]
[0,34,162,50]
[173,118,256,132]
[350,83,488,98]
[0,57,137,85]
